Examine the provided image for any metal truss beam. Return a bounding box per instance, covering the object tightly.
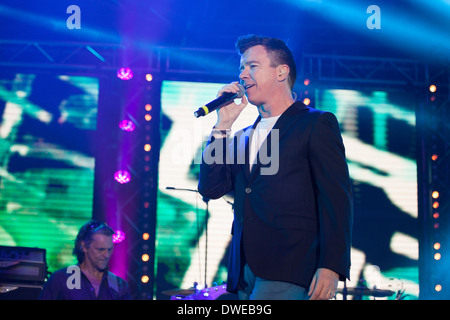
[0,40,435,86]
[417,69,450,299]
[0,40,123,72]
[300,53,430,88]
[0,40,238,78]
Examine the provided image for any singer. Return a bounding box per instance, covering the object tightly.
[198,35,353,300]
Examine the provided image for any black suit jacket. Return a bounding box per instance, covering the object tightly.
[198,101,353,293]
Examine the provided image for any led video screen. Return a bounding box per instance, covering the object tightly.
[0,73,99,274]
[156,80,418,299]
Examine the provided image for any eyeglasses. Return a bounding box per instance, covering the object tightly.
[87,221,104,231]
[84,221,115,238]
[81,221,106,240]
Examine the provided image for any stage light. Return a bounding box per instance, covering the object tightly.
[433,212,439,219]
[117,68,133,80]
[114,170,131,184]
[431,154,438,161]
[141,275,149,283]
[432,191,440,199]
[434,243,441,250]
[143,233,150,240]
[112,230,126,243]
[145,114,152,121]
[145,104,152,111]
[429,85,437,93]
[145,74,153,82]
[434,253,441,260]
[304,79,310,86]
[433,201,439,209]
[142,254,150,262]
[119,119,135,132]
[435,284,442,292]
[144,144,151,152]
[303,98,311,105]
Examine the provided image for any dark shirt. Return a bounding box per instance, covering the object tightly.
[39,266,132,300]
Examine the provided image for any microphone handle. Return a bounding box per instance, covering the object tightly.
[194,91,238,118]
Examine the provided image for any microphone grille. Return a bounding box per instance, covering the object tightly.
[236,84,245,98]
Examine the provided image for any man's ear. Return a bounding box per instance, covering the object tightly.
[80,241,87,253]
[277,65,290,82]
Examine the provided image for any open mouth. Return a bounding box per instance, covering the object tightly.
[244,84,255,90]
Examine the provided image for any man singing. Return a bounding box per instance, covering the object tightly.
[198,35,353,300]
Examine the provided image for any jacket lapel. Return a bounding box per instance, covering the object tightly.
[242,116,261,180]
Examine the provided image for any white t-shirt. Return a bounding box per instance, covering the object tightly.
[249,115,281,171]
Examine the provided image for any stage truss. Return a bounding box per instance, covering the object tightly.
[1,40,448,299]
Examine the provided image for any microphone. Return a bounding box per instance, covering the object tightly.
[194,84,245,118]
